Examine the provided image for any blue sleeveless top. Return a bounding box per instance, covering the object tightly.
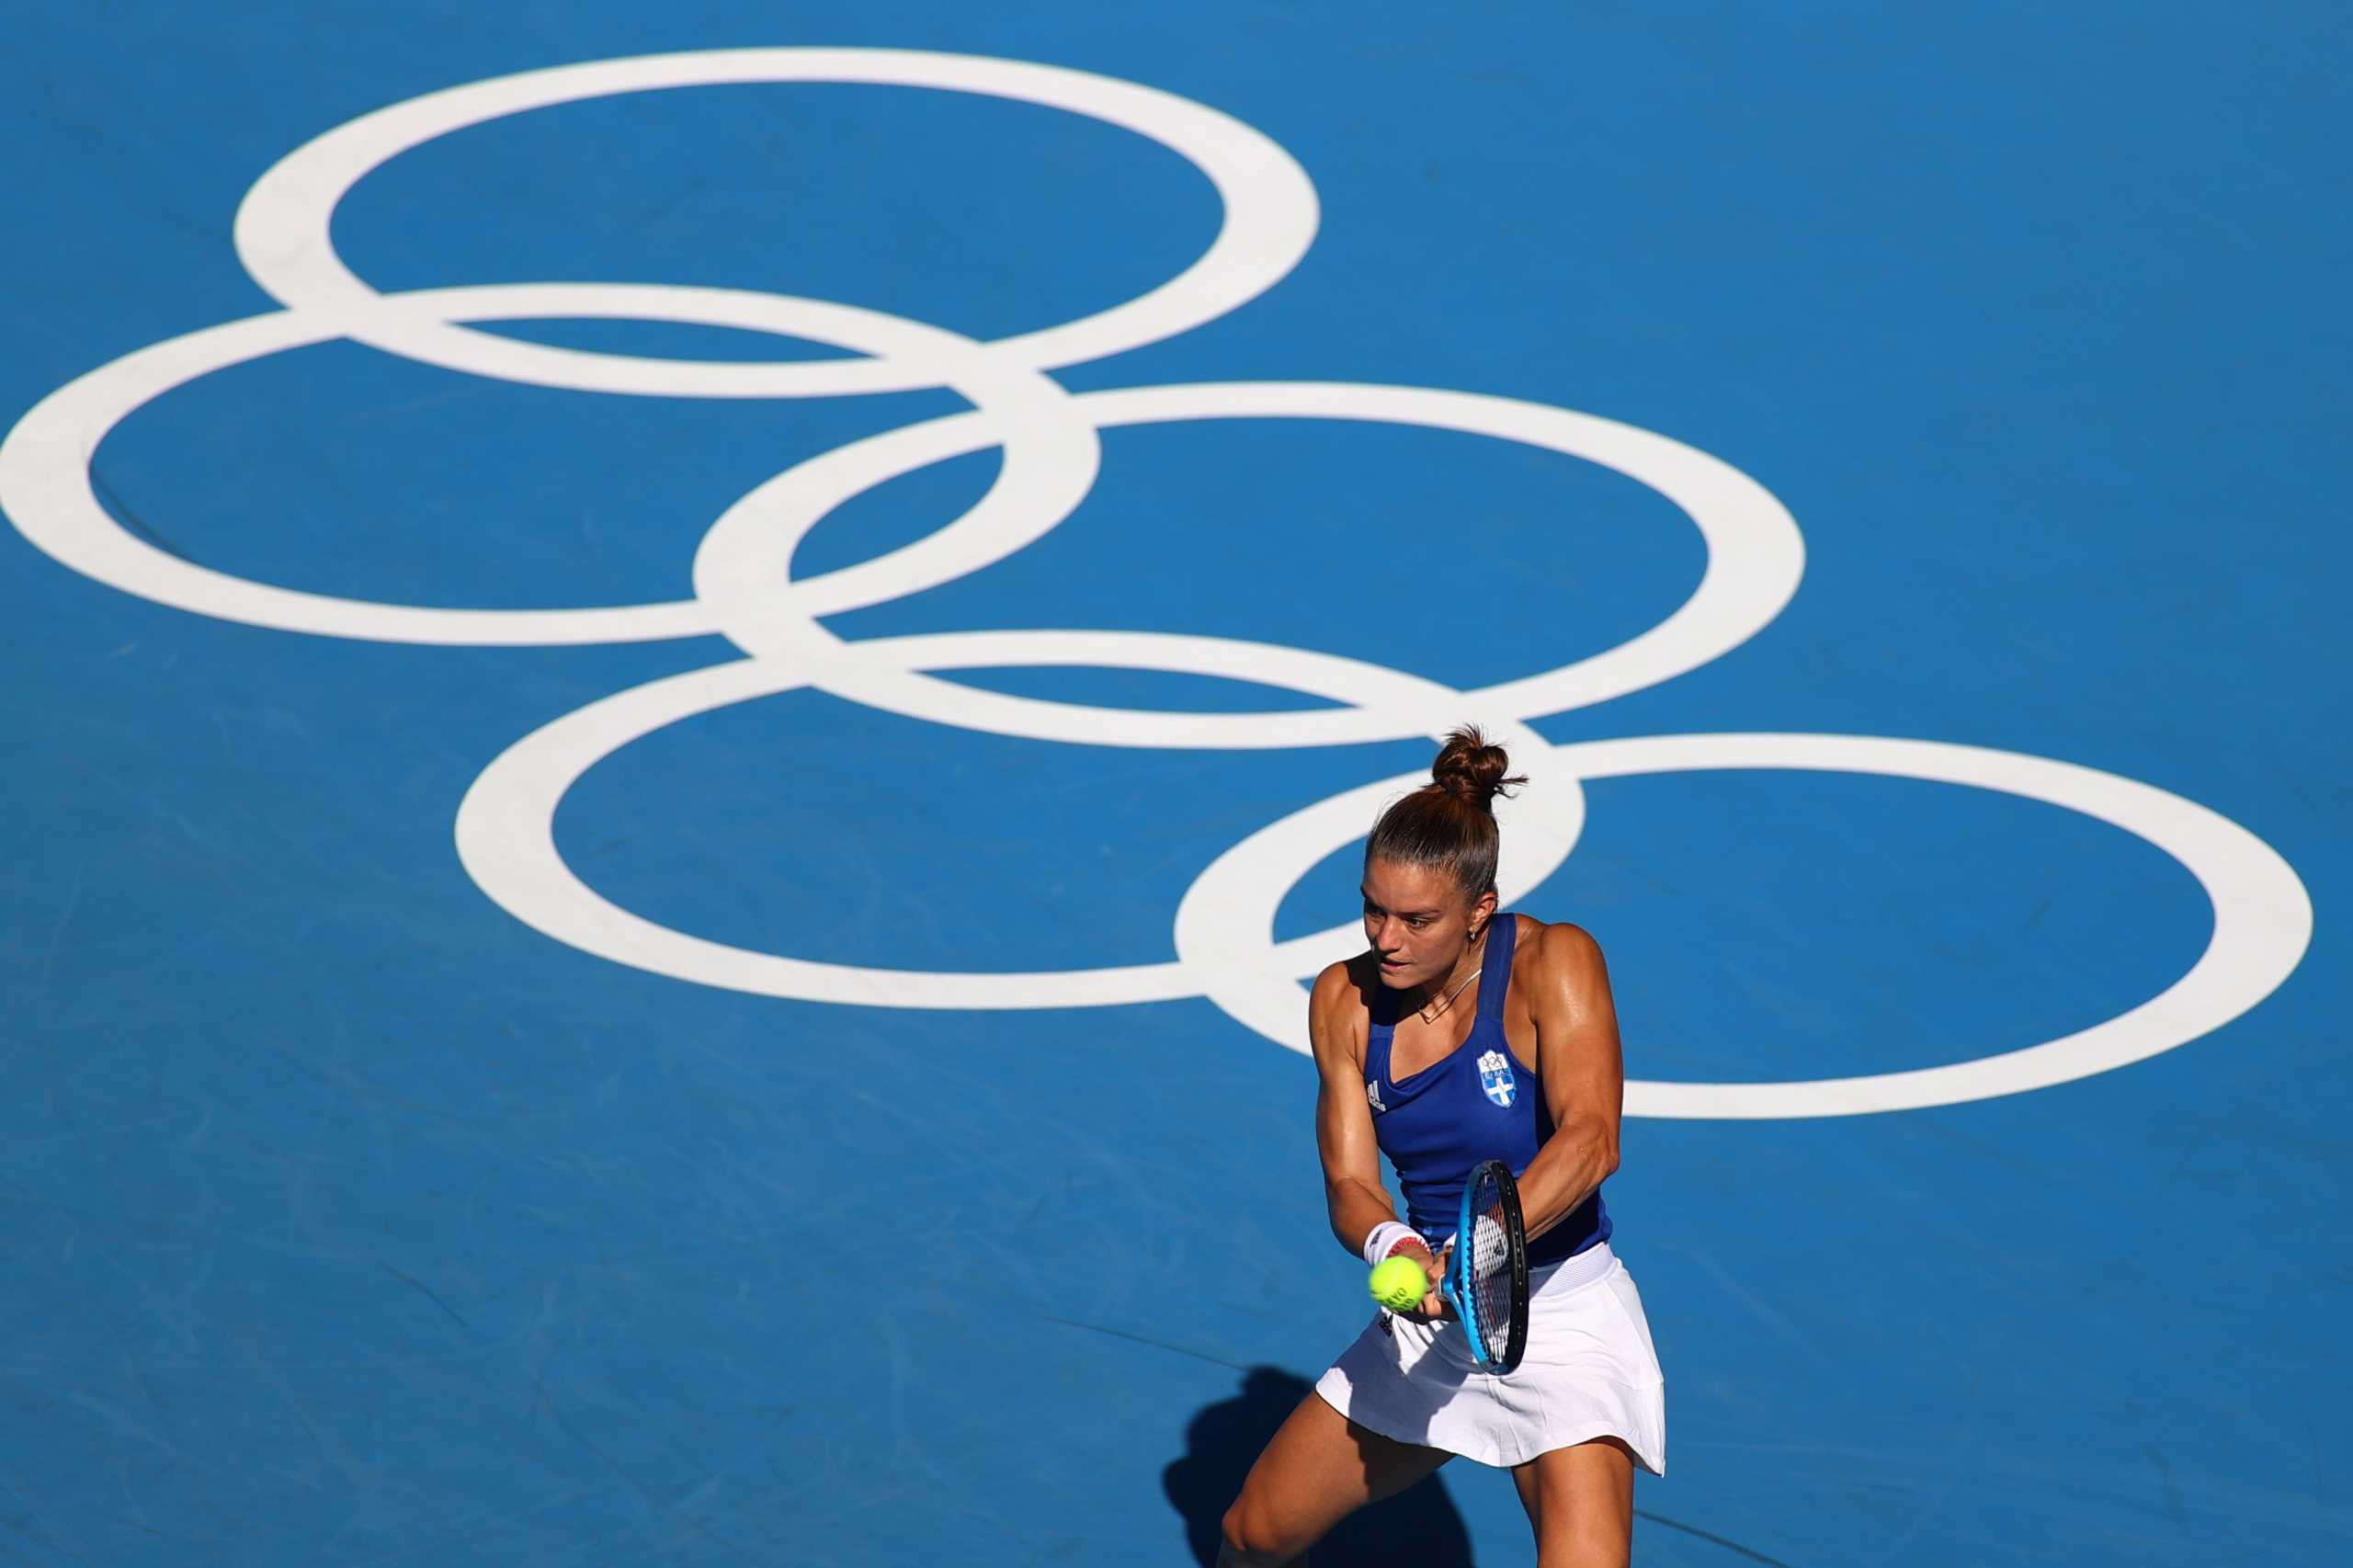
[1363,914,1610,1268]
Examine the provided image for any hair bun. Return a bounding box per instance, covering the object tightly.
[1430,726,1526,811]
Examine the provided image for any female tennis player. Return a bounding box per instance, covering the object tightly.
[1219,728,1665,1567]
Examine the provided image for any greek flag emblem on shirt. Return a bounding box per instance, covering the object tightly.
[1478,1050,1517,1108]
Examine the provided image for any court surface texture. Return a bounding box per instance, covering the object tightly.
[3,5,2347,1565]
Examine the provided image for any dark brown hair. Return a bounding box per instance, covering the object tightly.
[1364,727,1528,902]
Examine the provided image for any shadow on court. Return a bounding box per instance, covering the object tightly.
[1163,1366,1479,1565]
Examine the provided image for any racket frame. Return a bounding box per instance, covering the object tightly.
[1444,1158,1529,1373]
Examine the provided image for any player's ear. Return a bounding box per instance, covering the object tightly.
[1468,888,1498,937]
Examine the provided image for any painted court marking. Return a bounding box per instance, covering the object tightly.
[0,48,2312,1118]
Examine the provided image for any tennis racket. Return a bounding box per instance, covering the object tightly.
[1444,1158,1529,1373]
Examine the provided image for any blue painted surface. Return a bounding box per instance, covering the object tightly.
[3,5,2348,1564]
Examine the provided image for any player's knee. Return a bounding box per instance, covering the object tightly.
[1217,1499,1300,1566]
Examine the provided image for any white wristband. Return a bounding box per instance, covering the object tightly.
[1360,1221,1422,1268]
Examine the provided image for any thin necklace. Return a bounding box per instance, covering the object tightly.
[1417,930,1487,1026]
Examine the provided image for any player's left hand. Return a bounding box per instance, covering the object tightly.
[1396,1244,1455,1322]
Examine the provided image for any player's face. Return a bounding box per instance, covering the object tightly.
[1361,858,1482,990]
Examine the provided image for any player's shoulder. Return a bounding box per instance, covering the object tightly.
[1513,914,1607,979]
[1311,957,1357,1008]
[1309,955,1377,1062]
[1311,955,1378,1020]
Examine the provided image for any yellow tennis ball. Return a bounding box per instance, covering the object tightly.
[1368,1255,1428,1310]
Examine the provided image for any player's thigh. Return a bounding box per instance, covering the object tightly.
[1223,1390,1450,1555]
[1509,1436,1635,1568]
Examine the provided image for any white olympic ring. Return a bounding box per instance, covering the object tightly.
[0,49,2313,1119]
[691,381,1804,746]
[231,48,1320,398]
[0,283,1095,645]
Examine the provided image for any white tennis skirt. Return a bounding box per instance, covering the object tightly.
[1314,1243,1666,1473]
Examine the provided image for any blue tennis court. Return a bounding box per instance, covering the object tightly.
[3,5,2347,1563]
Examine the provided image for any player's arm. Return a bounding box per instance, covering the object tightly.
[1516,920,1625,1243]
[1312,961,1449,1316]
[1310,960,1409,1259]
